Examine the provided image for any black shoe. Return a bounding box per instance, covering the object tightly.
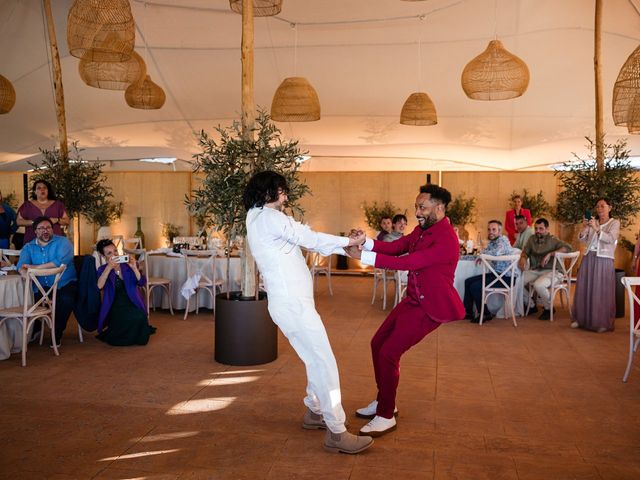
[470,316,480,324]
[527,305,538,316]
[482,312,494,322]
[464,313,475,321]
[538,309,551,321]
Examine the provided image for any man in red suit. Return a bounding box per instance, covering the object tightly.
[346,184,465,437]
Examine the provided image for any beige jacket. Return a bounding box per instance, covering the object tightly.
[578,218,620,259]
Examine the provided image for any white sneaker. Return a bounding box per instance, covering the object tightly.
[355,400,398,419]
[358,415,397,437]
[570,321,579,329]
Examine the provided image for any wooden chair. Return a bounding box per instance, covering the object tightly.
[126,248,174,316]
[621,277,640,382]
[478,254,521,326]
[549,251,580,322]
[183,250,223,319]
[0,265,66,366]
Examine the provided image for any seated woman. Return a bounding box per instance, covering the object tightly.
[96,239,156,346]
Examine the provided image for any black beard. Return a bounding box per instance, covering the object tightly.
[419,217,437,230]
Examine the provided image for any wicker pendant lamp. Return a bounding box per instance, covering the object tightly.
[400,92,437,126]
[80,50,146,90]
[229,0,282,16]
[461,39,530,100]
[612,45,640,127]
[627,94,640,134]
[271,77,320,121]
[67,0,135,62]
[0,74,16,114]
[125,75,165,109]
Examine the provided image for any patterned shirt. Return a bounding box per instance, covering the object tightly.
[481,235,513,273]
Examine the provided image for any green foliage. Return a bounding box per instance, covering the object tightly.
[1,191,19,210]
[555,138,640,228]
[187,109,310,239]
[447,193,477,226]
[30,143,114,219]
[619,235,636,254]
[162,222,182,242]
[509,189,552,220]
[87,200,123,227]
[362,201,404,230]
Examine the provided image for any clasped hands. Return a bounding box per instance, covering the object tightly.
[344,229,366,259]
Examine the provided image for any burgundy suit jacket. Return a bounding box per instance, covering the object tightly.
[371,218,465,323]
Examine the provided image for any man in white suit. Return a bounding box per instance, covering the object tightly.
[243,170,373,454]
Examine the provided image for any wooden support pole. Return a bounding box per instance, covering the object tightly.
[240,0,256,297]
[43,0,69,159]
[594,0,604,172]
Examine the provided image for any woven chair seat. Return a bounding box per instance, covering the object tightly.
[0,306,50,318]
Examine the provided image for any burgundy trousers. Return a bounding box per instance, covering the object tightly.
[372,300,440,418]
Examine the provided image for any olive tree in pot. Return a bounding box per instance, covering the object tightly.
[30,143,116,252]
[187,110,310,365]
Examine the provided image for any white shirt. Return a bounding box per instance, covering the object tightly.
[246,207,349,299]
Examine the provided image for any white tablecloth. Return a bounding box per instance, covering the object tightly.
[0,274,26,360]
[454,259,524,318]
[147,254,241,311]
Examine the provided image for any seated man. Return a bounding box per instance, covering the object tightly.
[518,218,572,320]
[17,216,78,346]
[383,214,408,242]
[463,220,513,323]
[513,214,534,251]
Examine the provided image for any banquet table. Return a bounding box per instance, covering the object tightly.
[147,253,241,311]
[0,273,26,360]
[454,257,524,318]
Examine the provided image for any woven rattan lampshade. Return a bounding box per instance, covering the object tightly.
[0,74,16,114]
[613,45,640,126]
[271,77,320,122]
[80,50,146,90]
[67,0,135,62]
[125,75,165,109]
[626,94,640,134]
[229,0,282,16]
[461,39,530,101]
[400,92,437,126]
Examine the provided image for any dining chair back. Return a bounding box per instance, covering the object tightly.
[306,251,333,296]
[549,251,580,322]
[0,264,65,366]
[182,250,223,319]
[126,248,174,316]
[621,277,640,382]
[479,254,521,326]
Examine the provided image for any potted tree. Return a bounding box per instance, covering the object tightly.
[187,109,310,365]
[87,200,123,241]
[446,193,477,242]
[29,143,116,250]
[555,137,640,317]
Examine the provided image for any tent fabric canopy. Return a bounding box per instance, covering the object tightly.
[0,0,639,172]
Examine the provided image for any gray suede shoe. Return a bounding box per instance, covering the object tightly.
[302,408,326,430]
[323,430,373,454]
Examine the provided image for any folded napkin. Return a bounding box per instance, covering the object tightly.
[1,264,17,272]
[0,270,6,276]
[181,273,202,300]
[166,251,184,258]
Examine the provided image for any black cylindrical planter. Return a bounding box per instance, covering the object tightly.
[336,255,348,270]
[214,292,277,365]
[615,269,625,318]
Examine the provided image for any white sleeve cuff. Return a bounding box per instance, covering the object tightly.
[363,238,374,251]
[361,250,377,266]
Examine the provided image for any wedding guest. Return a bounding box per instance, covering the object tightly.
[512,214,534,251]
[17,180,69,243]
[384,214,408,242]
[505,195,532,245]
[17,216,77,346]
[376,216,392,241]
[0,190,17,249]
[571,198,619,332]
[96,239,156,346]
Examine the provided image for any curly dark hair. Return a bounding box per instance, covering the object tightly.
[30,179,57,200]
[243,171,289,211]
[419,184,452,208]
[96,238,115,255]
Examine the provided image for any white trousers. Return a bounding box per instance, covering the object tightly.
[523,270,561,309]
[267,296,347,433]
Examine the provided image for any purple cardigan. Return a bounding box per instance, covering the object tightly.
[97,263,147,333]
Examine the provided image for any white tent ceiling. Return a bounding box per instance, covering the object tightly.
[0,0,639,172]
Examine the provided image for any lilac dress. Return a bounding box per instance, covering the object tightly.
[18,200,67,242]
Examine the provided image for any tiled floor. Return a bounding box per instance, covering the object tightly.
[1,276,639,479]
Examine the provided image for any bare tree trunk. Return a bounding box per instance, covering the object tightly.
[43,0,69,159]
[240,0,256,298]
[594,0,604,172]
